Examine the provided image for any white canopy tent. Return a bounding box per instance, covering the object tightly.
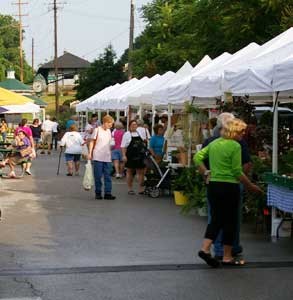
[152,61,194,105]
[125,74,161,106]
[134,71,175,105]
[2,102,40,114]
[190,43,260,98]
[103,77,150,110]
[76,84,120,112]
[272,55,293,92]
[223,28,293,95]
[167,55,215,104]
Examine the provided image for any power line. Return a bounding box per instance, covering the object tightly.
[12,0,29,82]
[81,28,129,58]
[63,8,129,23]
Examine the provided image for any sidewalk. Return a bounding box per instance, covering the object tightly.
[0,151,292,271]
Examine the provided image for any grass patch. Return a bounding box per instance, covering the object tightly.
[42,95,76,115]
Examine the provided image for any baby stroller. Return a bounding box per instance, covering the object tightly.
[144,154,180,198]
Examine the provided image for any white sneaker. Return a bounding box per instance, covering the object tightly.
[115,173,121,179]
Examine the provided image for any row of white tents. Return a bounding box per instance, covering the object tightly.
[76,27,293,236]
[76,27,293,113]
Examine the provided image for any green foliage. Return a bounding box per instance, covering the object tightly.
[129,0,293,77]
[172,165,207,214]
[243,155,270,217]
[0,14,33,83]
[76,45,126,100]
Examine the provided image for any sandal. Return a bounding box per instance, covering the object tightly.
[222,258,245,266]
[128,190,135,195]
[198,250,220,268]
[8,172,16,179]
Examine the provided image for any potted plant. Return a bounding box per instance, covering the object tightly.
[172,165,207,214]
[172,167,189,205]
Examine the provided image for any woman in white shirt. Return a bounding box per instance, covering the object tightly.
[60,124,84,176]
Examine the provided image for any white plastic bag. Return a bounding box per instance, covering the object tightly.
[82,160,94,190]
[81,144,88,159]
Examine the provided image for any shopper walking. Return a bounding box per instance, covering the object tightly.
[52,117,59,150]
[41,115,55,154]
[60,124,84,176]
[0,119,8,142]
[88,115,115,200]
[111,121,125,178]
[30,118,42,152]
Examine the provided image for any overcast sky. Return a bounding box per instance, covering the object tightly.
[0,0,152,68]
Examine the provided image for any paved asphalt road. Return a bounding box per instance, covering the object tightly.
[0,151,292,299]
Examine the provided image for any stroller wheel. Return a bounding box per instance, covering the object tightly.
[149,187,160,198]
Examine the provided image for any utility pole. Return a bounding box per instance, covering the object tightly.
[53,0,59,117]
[13,0,28,82]
[31,37,34,77]
[128,0,135,80]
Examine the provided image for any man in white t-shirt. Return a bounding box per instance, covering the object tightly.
[41,115,55,154]
[52,117,59,150]
[88,115,115,200]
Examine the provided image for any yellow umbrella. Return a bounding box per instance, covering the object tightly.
[0,87,32,105]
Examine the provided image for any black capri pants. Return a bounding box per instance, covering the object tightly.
[205,181,240,246]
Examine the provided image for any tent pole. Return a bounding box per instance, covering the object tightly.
[167,103,172,132]
[187,98,194,167]
[271,91,279,237]
[139,104,143,120]
[98,110,102,123]
[85,110,89,127]
[152,104,156,135]
[116,110,120,121]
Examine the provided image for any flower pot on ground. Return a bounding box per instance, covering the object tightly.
[173,191,188,206]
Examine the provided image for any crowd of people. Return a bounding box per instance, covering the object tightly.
[1,111,265,269]
[0,116,59,178]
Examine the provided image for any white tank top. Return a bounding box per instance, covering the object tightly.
[92,126,112,162]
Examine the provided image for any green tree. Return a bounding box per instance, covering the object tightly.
[129,0,293,77]
[76,46,126,100]
[0,14,33,83]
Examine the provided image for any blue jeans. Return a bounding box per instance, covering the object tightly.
[93,161,112,196]
[207,184,244,256]
[1,132,6,142]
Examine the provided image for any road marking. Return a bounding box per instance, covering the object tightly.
[0,298,41,300]
[0,261,293,276]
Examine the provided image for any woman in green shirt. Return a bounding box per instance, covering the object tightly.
[194,118,262,267]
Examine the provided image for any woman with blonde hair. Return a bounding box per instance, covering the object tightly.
[60,124,84,176]
[194,118,262,267]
